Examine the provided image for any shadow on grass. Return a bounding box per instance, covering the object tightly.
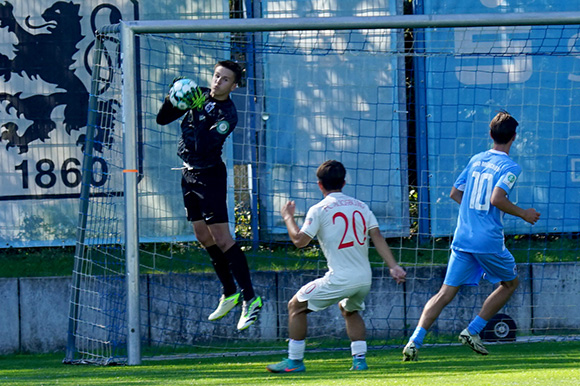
[1,341,579,385]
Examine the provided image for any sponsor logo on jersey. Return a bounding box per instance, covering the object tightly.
[205,102,216,113]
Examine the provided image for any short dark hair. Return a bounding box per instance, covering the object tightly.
[216,60,243,84]
[490,110,518,144]
[317,160,346,191]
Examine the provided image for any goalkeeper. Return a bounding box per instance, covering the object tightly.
[156,60,262,331]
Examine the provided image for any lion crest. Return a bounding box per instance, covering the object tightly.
[0,1,119,154]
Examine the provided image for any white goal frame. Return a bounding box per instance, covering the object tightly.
[66,11,580,366]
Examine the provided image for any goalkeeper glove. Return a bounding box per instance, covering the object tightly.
[169,77,206,110]
[185,86,206,110]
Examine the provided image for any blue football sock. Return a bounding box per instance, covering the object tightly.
[409,327,427,349]
[467,315,488,335]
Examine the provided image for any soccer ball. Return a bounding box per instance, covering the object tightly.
[169,78,198,110]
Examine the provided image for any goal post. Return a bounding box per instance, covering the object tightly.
[120,22,142,366]
[66,12,580,365]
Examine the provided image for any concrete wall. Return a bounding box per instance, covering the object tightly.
[0,278,19,353]
[0,277,71,354]
[1,263,579,355]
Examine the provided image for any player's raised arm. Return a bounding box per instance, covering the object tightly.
[280,200,312,248]
[369,228,406,284]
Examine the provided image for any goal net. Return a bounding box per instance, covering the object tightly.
[65,15,580,365]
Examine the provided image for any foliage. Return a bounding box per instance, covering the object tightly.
[234,202,253,240]
[408,187,419,235]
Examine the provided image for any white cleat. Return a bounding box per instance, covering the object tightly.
[402,341,418,361]
[459,328,489,355]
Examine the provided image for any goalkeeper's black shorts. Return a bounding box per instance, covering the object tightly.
[181,162,228,225]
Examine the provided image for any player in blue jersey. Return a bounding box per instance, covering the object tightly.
[402,111,540,361]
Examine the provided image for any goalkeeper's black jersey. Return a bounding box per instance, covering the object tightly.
[156,87,238,169]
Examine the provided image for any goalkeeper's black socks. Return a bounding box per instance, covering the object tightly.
[206,244,237,297]
[223,243,256,301]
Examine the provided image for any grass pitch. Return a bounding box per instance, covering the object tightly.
[1,341,579,385]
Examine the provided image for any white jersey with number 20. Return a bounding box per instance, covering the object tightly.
[300,192,378,287]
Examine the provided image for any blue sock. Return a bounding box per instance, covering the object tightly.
[409,327,427,349]
[467,315,488,335]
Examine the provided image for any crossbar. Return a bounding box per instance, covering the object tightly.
[100,12,580,35]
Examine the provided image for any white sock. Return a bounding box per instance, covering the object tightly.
[351,340,367,358]
[288,339,305,361]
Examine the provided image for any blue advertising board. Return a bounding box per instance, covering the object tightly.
[421,0,580,236]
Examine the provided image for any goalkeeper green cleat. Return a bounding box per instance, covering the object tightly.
[266,358,306,373]
[208,293,240,321]
[237,296,263,330]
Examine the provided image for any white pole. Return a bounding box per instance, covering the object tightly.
[121,11,580,34]
[120,21,142,366]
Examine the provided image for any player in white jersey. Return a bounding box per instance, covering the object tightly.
[267,160,406,373]
[402,111,540,361]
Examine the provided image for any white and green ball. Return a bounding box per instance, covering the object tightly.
[169,78,198,110]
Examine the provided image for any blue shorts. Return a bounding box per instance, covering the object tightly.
[443,249,518,287]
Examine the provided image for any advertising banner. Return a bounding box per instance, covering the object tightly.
[0,1,137,246]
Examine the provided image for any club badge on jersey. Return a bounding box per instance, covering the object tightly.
[216,121,230,134]
[503,172,517,189]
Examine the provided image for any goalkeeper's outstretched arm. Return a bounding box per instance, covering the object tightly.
[156,96,187,125]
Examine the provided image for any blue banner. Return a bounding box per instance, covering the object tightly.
[260,0,409,237]
[422,0,580,236]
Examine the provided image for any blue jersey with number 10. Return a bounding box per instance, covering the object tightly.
[451,149,521,254]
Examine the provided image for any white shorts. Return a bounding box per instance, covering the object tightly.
[295,277,371,312]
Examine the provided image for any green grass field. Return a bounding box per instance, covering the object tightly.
[1,341,579,385]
